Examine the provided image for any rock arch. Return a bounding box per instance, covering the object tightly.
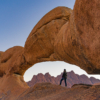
[0,0,100,99]
[0,7,72,77]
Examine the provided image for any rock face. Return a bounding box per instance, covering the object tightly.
[0,0,100,99]
[73,0,100,74]
[54,0,100,74]
[27,71,100,88]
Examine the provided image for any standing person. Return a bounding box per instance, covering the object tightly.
[60,69,67,87]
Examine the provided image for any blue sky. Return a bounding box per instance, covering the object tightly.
[0,0,100,82]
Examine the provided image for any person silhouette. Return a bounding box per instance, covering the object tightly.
[60,69,67,87]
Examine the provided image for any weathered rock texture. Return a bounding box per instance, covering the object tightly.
[0,0,100,99]
[0,7,72,100]
[24,7,72,71]
[17,83,100,100]
[55,0,100,74]
[27,71,100,88]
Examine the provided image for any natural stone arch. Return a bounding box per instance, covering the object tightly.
[1,2,100,78]
[0,2,100,80]
[0,7,72,99]
[0,7,72,77]
[0,0,100,99]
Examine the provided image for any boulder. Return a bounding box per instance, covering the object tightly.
[71,0,100,73]
[24,7,72,66]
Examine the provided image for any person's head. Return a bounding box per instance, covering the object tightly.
[64,69,66,72]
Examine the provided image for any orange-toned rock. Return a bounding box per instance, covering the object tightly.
[0,51,3,63]
[0,47,29,100]
[24,7,72,66]
[55,0,100,74]
[0,46,29,76]
[17,83,100,100]
[0,51,3,56]
[0,74,29,100]
[0,0,100,99]
[70,0,100,74]
[0,7,72,99]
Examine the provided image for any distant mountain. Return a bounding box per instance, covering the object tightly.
[27,71,100,88]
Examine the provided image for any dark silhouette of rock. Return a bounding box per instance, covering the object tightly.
[90,77,100,84]
[27,71,100,88]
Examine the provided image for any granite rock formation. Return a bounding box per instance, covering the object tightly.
[0,7,72,100]
[17,83,100,100]
[27,71,100,88]
[0,0,100,99]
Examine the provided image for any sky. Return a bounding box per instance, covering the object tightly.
[0,0,100,82]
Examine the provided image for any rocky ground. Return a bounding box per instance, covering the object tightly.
[17,82,100,100]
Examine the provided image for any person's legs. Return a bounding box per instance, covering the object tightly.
[60,78,64,85]
[64,78,67,86]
